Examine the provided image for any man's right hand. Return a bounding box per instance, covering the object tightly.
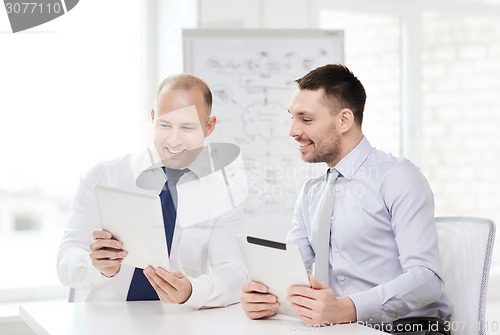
[89,229,127,278]
[240,281,279,319]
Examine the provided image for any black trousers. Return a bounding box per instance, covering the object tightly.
[389,317,451,335]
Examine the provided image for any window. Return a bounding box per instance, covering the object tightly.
[0,0,141,304]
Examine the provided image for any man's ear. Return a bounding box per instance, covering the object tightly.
[338,108,355,134]
[205,116,217,137]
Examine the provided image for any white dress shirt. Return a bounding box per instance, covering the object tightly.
[287,137,453,323]
[57,147,249,308]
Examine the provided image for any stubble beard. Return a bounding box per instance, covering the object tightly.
[302,125,341,165]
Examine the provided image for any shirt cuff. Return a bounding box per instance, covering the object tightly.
[348,288,382,323]
[182,276,209,309]
[86,259,114,285]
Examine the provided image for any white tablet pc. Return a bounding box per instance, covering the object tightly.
[237,234,310,317]
[95,185,170,270]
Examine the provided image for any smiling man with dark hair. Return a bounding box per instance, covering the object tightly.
[241,64,452,334]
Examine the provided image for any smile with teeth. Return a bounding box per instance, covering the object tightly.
[165,146,187,155]
[298,141,313,149]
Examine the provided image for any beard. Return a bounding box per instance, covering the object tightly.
[301,123,341,165]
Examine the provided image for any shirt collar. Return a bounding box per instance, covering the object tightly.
[332,136,373,180]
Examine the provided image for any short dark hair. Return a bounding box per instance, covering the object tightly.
[156,73,213,117]
[295,64,366,126]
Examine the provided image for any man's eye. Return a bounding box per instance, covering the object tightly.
[158,123,171,129]
[181,127,195,131]
[302,118,312,122]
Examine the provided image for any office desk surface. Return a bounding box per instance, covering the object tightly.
[20,301,386,335]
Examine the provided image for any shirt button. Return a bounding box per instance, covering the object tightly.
[338,275,345,281]
[331,216,335,221]
[334,247,339,253]
[335,186,341,192]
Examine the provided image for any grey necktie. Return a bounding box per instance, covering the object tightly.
[314,168,340,284]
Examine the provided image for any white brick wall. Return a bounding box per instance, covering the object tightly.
[422,13,500,250]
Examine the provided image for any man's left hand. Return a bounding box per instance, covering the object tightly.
[287,275,356,326]
[144,267,192,304]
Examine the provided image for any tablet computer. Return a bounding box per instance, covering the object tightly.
[237,234,310,316]
[95,185,170,270]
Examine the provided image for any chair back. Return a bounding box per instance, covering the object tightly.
[436,216,496,335]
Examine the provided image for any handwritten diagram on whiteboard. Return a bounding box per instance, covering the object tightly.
[183,30,344,222]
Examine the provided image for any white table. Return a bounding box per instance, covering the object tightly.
[20,301,386,335]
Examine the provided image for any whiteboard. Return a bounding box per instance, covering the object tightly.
[183,29,344,229]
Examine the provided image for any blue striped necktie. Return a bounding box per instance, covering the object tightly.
[126,167,188,301]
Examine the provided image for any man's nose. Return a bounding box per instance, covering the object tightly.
[288,119,302,138]
[167,127,183,147]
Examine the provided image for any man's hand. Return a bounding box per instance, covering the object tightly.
[287,275,356,326]
[144,267,192,304]
[240,281,279,319]
[89,229,127,277]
